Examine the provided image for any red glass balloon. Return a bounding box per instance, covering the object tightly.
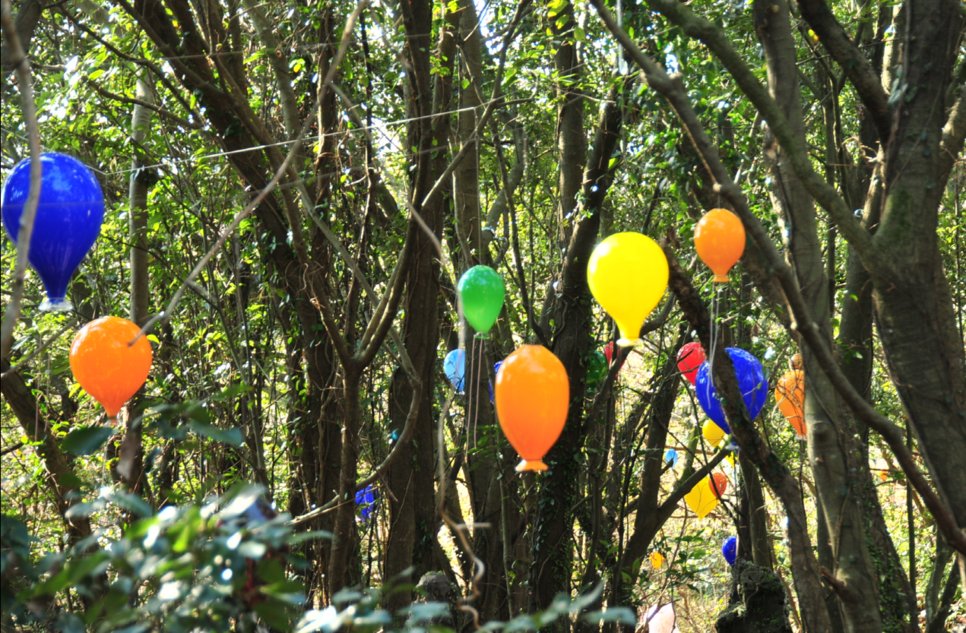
[709,472,729,499]
[70,316,152,420]
[495,345,570,472]
[676,342,706,385]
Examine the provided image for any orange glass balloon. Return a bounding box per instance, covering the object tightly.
[495,345,570,472]
[775,370,806,438]
[709,472,728,499]
[650,551,665,569]
[70,316,153,420]
[694,208,746,282]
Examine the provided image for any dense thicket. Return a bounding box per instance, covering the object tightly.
[1,0,964,629]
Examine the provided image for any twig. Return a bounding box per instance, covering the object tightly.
[0,317,76,379]
[0,0,42,361]
[129,0,370,347]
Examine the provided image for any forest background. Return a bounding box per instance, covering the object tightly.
[0,0,964,628]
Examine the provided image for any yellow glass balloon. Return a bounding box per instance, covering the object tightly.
[702,419,726,447]
[650,551,665,569]
[588,232,668,348]
[684,476,719,519]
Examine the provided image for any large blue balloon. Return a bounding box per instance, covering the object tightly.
[722,536,737,566]
[444,349,465,392]
[695,348,768,434]
[2,153,104,311]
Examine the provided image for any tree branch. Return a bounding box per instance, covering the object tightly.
[0,0,42,360]
[640,0,883,273]
[794,0,892,142]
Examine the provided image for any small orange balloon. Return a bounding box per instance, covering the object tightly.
[694,208,746,282]
[878,471,888,483]
[495,345,569,472]
[775,370,806,438]
[70,316,153,420]
[650,551,665,569]
[709,472,728,499]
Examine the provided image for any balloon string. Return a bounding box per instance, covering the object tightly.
[472,337,483,456]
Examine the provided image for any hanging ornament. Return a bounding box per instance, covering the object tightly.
[457,265,505,337]
[489,361,502,403]
[642,603,677,633]
[355,485,379,524]
[722,536,738,567]
[694,208,745,282]
[70,316,152,421]
[775,369,806,438]
[702,420,727,447]
[878,470,888,483]
[586,350,608,389]
[676,342,706,386]
[684,476,719,519]
[588,232,668,347]
[709,472,728,499]
[664,448,679,468]
[443,349,465,392]
[494,345,569,472]
[1,153,105,311]
[694,348,768,434]
[650,551,665,570]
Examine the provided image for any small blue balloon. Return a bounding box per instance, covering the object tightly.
[664,449,678,467]
[694,348,768,434]
[355,485,378,523]
[2,153,104,311]
[722,536,737,567]
[444,349,465,392]
[489,360,502,403]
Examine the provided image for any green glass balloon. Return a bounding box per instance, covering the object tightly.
[457,265,505,337]
[586,350,607,389]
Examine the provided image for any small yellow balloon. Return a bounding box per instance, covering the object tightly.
[650,551,665,569]
[702,420,727,447]
[588,232,669,348]
[684,476,719,519]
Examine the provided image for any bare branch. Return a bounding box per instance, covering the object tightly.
[0,0,42,360]
[795,0,892,142]
[640,0,883,273]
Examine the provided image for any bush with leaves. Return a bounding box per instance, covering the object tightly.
[2,485,636,633]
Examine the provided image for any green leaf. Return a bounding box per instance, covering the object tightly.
[584,608,637,626]
[109,491,153,517]
[62,425,115,455]
[187,421,243,446]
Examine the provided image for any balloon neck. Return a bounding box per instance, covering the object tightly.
[106,416,120,427]
[516,459,548,472]
[616,337,642,348]
[474,332,490,339]
[39,298,73,312]
[713,274,730,282]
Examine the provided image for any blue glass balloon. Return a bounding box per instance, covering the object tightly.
[489,360,502,403]
[444,349,465,392]
[694,348,768,434]
[355,484,378,523]
[1,153,104,311]
[722,536,737,566]
[664,448,678,467]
